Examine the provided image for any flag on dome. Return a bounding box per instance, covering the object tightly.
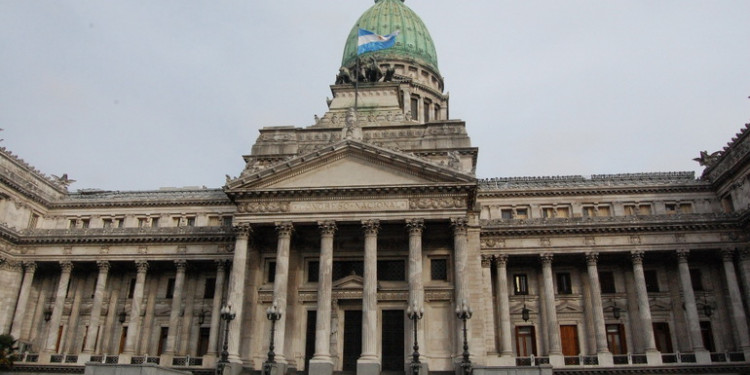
[357,28,400,55]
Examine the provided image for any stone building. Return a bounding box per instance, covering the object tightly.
[2,0,750,374]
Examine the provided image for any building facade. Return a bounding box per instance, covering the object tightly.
[2,0,750,374]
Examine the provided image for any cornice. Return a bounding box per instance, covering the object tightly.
[481,213,738,236]
[8,226,235,245]
[702,122,750,185]
[227,183,476,200]
[51,189,232,209]
[478,172,710,197]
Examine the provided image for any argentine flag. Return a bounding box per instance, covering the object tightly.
[357,28,400,55]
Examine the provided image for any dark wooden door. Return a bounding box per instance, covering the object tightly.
[515,326,537,356]
[560,325,580,356]
[652,322,673,353]
[381,310,405,372]
[343,310,362,372]
[304,310,317,373]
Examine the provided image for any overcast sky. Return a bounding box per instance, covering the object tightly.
[1,1,749,191]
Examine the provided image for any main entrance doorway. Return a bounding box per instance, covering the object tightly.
[343,310,363,372]
[381,310,405,372]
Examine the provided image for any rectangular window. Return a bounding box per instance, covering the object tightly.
[722,195,735,213]
[308,261,319,282]
[69,219,77,229]
[151,218,159,227]
[410,98,419,121]
[679,203,693,214]
[599,271,616,293]
[665,203,677,215]
[197,327,211,356]
[515,208,528,219]
[166,278,175,298]
[186,217,195,226]
[700,321,715,352]
[128,278,136,299]
[624,205,637,216]
[644,270,659,293]
[28,213,39,229]
[431,258,448,281]
[434,104,441,121]
[207,216,221,226]
[514,274,529,295]
[639,204,652,215]
[332,261,364,280]
[157,327,168,356]
[597,206,611,216]
[102,218,113,228]
[556,272,572,294]
[582,206,596,217]
[501,209,513,219]
[423,100,431,122]
[204,278,216,299]
[222,216,233,226]
[268,261,276,283]
[377,260,406,281]
[690,269,703,291]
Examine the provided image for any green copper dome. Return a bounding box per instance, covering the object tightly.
[342,0,439,74]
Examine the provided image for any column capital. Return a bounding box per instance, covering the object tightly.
[135,260,149,273]
[451,217,469,235]
[233,224,252,238]
[540,253,554,266]
[585,252,599,266]
[494,254,508,267]
[96,260,110,272]
[631,250,645,265]
[60,260,74,273]
[23,261,37,272]
[721,248,735,262]
[174,259,188,271]
[739,246,750,261]
[362,219,380,235]
[405,218,425,235]
[676,249,690,263]
[0,259,21,272]
[275,221,294,237]
[481,254,492,268]
[215,259,229,272]
[318,220,337,236]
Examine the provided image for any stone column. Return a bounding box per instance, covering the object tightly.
[272,222,294,364]
[630,251,661,364]
[584,253,612,366]
[310,221,336,375]
[720,248,750,357]
[451,218,469,306]
[675,250,710,363]
[82,261,109,355]
[227,224,250,363]
[10,261,37,340]
[0,258,22,335]
[494,255,514,362]
[540,254,563,366]
[358,220,380,375]
[480,255,497,355]
[44,261,73,354]
[738,248,750,321]
[164,259,187,357]
[206,260,227,360]
[406,218,429,371]
[122,260,148,356]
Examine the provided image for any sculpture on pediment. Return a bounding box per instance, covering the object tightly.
[335,66,353,85]
[693,150,721,167]
[364,57,384,83]
[51,173,76,188]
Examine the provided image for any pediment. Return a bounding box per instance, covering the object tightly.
[333,274,364,289]
[226,140,475,192]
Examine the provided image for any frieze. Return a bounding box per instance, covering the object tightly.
[238,201,290,213]
[480,238,505,249]
[290,199,409,213]
[409,197,465,210]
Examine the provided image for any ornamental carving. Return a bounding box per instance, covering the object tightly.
[135,260,149,273]
[494,254,508,267]
[60,261,74,273]
[629,235,641,245]
[276,222,294,237]
[215,259,229,272]
[481,238,505,249]
[451,217,468,235]
[540,237,551,247]
[674,233,686,243]
[233,224,252,238]
[584,236,596,246]
[318,221,337,236]
[540,253,554,266]
[739,247,750,261]
[409,197,465,210]
[238,202,290,213]
[720,248,735,262]
[585,252,598,266]
[481,255,492,268]
[630,251,645,265]
[405,219,424,235]
[676,249,690,263]
[362,220,380,235]
[174,259,188,271]
[96,261,110,272]
[23,261,37,272]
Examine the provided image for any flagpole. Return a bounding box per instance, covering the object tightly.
[354,25,360,114]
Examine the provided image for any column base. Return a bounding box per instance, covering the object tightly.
[547,353,565,367]
[693,349,711,364]
[645,350,662,365]
[308,358,334,375]
[77,353,92,365]
[261,362,287,375]
[202,353,217,367]
[356,357,380,375]
[160,354,174,367]
[596,352,613,367]
[409,362,429,375]
[497,354,516,366]
[118,353,133,364]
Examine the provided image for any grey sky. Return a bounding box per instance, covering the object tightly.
[1,1,749,191]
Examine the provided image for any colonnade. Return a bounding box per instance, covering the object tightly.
[483,248,750,366]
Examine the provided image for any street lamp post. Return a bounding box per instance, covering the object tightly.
[407,301,424,375]
[263,302,283,375]
[217,304,236,375]
[455,299,473,375]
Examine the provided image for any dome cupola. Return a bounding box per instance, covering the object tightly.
[341,0,439,76]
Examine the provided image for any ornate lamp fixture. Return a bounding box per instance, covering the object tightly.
[263,301,282,375]
[118,309,127,323]
[217,303,236,375]
[407,301,424,375]
[43,306,52,322]
[612,301,621,320]
[455,299,473,375]
[521,295,530,322]
[198,309,207,325]
[701,295,714,317]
